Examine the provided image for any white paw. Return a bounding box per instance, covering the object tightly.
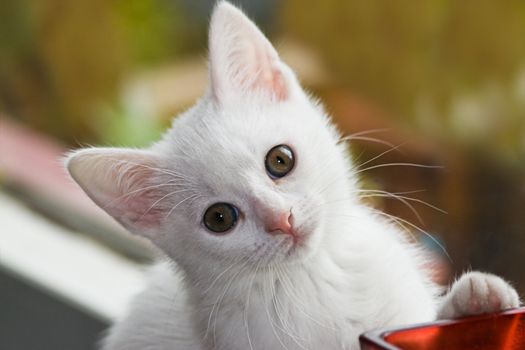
[437,271,520,319]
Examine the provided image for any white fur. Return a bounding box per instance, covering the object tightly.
[66,2,520,349]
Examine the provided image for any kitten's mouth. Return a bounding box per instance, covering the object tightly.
[285,240,300,257]
[281,228,310,256]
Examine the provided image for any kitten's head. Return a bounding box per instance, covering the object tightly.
[67,2,355,271]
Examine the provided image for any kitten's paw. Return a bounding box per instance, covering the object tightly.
[437,271,520,319]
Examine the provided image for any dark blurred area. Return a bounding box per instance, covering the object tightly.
[1,0,524,347]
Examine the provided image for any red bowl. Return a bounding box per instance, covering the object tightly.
[360,308,525,350]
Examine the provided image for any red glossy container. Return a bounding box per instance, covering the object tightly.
[360,308,525,350]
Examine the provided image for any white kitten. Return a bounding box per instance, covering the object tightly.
[66,2,520,349]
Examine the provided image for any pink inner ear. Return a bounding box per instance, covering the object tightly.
[262,66,288,101]
[252,46,288,101]
[98,159,171,232]
[114,188,167,230]
[68,148,173,237]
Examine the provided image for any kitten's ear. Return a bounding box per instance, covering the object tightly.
[209,2,290,105]
[66,148,170,238]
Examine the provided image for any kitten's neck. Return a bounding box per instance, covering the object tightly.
[187,240,345,312]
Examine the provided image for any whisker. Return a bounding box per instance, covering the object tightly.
[202,256,245,295]
[358,190,447,214]
[138,188,195,221]
[359,192,425,225]
[356,142,408,170]
[166,193,201,218]
[271,269,309,348]
[212,258,254,345]
[276,265,338,333]
[338,135,396,149]
[262,268,292,350]
[205,257,251,342]
[337,128,392,143]
[102,181,181,209]
[370,208,452,263]
[355,162,443,175]
[112,159,196,182]
[244,261,261,350]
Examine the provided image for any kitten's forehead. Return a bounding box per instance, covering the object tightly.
[158,94,338,210]
[160,100,319,196]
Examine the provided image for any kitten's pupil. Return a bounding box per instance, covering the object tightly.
[265,144,295,179]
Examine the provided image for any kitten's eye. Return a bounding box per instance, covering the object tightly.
[203,203,239,233]
[265,144,295,179]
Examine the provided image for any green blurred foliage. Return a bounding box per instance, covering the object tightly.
[282,0,525,163]
[0,0,188,146]
[111,0,187,67]
[96,105,166,148]
[0,0,123,144]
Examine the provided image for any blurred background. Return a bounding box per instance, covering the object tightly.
[1,0,524,349]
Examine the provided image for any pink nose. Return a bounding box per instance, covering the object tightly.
[266,211,295,237]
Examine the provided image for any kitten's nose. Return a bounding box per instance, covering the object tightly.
[266,211,296,237]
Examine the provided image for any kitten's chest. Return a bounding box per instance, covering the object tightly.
[197,273,362,350]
